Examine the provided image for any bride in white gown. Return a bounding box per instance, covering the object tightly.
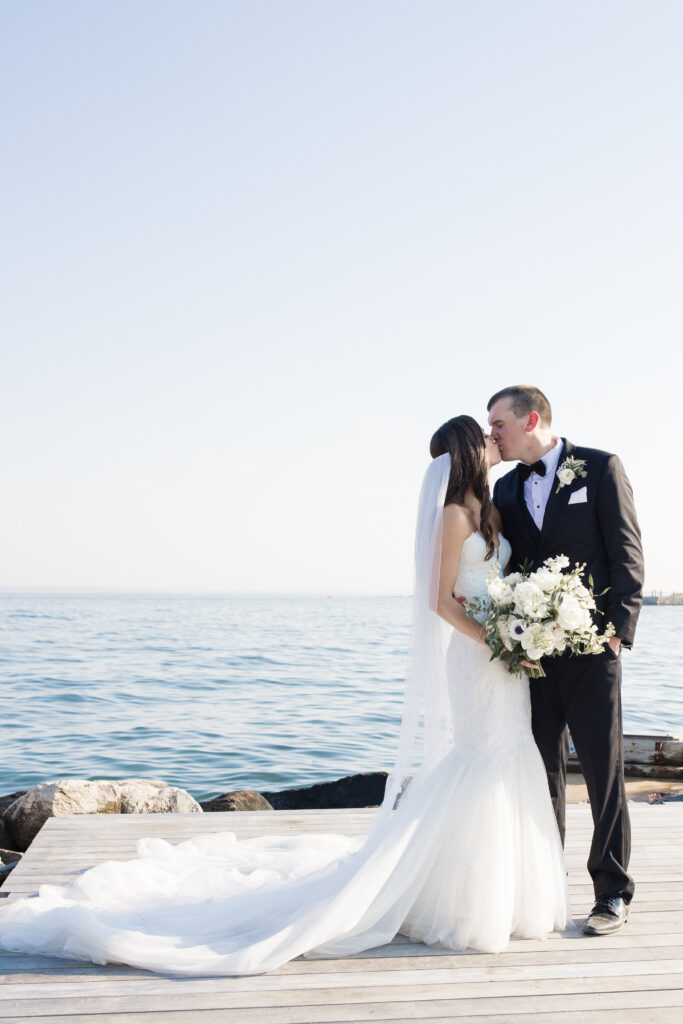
[0,416,568,976]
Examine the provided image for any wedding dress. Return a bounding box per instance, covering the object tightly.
[0,460,569,976]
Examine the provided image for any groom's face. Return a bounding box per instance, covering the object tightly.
[487,399,530,462]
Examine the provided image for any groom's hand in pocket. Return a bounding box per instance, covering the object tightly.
[607,636,622,657]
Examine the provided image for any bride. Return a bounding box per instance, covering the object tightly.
[0,415,568,976]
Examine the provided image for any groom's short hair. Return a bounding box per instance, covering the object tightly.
[487,385,552,426]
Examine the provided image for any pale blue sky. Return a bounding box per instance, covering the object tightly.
[2,1,681,592]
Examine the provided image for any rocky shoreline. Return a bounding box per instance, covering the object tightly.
[2,769,681,887]
[0,771,389,884]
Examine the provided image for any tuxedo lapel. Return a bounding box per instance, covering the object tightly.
[495,468,542,565]
[515,466,541,543]
[537,438,572,550]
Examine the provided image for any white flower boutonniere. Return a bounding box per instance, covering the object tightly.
[555,456,588,494]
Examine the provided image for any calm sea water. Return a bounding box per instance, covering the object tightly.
[1,595,681,802]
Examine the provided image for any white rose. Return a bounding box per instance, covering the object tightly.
[557,468,575,486]
[532,568,563,593]
[557,596,591,631]
[513,581,549,620]
[488,577,514,605]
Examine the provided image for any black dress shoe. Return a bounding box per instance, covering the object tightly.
[582,895,629,935]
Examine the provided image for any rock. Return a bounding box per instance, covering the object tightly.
[120,784,201,814]
[0,848,22,866]
[4,781,120,850]
[0,792,27,816]
[261,771,388,811]
[0,849,22,886]
[0,819,14,850]
[4,779,202,851]
[200,790,274,812]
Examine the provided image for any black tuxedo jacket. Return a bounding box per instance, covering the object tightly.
[492,439,644,648]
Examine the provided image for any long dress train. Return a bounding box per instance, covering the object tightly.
[0,533,568,975]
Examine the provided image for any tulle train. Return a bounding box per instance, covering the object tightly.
[0,737,567,976]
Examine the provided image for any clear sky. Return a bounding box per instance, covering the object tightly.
[2,1,681,594]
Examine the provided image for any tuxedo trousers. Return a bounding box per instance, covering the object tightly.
[529,648,634,903]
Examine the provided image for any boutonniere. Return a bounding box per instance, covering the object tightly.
[555,456,588,494]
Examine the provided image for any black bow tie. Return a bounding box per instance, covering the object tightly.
[518,460,547,482]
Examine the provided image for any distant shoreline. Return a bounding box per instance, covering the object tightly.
[0,589,412,598]
[3,590,681,601]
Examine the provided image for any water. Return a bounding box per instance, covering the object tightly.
[1,595,681,801]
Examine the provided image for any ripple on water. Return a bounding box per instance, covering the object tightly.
[0,597,680,797]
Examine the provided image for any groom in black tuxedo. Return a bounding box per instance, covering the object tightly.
[488,385,644,935]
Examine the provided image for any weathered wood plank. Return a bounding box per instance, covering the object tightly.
[2,1012,682,1024]
[4,936,683,981]
[4,942,683,986]
[1,804,682,1023]
[3,970,683,1015]
[1,986,683,1022]
[3,957,683,1001]
[570,734,683,767]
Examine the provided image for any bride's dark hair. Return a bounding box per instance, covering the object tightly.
[429,415,495,561]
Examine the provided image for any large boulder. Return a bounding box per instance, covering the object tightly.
[0,819,14,851]
[4,779,202,851]
[261,771,388,810]
[119,782,201,814]
[201,790,274,812]
[0,792,27,816]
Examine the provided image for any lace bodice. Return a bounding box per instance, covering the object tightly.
[448,530,531,760]
[454,531,512,600]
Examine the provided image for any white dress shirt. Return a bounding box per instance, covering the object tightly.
[522,437,564,530]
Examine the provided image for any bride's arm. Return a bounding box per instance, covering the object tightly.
[490,504,511,576]
[436,506,489,646]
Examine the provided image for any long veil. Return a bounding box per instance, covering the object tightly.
[371,452,452,828]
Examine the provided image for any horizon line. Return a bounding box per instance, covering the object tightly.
[0,587,412,598]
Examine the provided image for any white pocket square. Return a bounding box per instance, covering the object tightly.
[568,486,588,505]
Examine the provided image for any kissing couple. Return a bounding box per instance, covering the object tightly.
[0,385,645,976]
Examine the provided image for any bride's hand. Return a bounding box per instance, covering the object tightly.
[520,659,537,670]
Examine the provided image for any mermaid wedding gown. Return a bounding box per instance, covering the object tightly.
[0,532,568,976]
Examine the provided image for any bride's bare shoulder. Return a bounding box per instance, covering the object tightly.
[442,503,475,538]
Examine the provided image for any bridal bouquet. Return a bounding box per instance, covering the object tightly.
[465,555,615,678]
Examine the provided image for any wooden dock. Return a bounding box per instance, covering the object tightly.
[1,803,682,1022]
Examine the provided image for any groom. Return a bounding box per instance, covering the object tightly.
[487,385,644,935]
